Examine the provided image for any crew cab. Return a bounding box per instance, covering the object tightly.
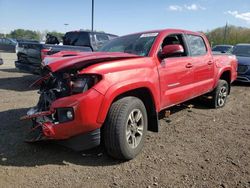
[21,29,237,160]
[15,31,117,74]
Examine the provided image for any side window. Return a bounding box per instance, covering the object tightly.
[161,34,188,57]
[186,35,207,56]
[5,39,12,45]
[2,39,8,44]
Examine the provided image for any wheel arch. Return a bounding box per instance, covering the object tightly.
[219,69,231,94]
[97,83,160,132]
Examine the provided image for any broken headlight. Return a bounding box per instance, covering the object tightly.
[72,74,101,94]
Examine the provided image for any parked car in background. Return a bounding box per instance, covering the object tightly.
[232,43,250,82]
[15,31,118,74]
[17,39,39,44]
[21,29,237,160]
[0,38,39,53]
[0,58,3,65]
[212,45,234,53]
[0,38,17,52]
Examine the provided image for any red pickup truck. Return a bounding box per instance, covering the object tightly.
[22,29,237,160]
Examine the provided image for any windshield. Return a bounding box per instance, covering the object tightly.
[232,45,250,57]
[99,33,158,56]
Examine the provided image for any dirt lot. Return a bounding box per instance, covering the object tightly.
[0,52,249,188]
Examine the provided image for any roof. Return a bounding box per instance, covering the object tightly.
[66,30,118,37]
[119,28,203,38]
[235,43,250,46]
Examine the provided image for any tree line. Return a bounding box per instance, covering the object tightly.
[0,29,64,41]
[1,25,250,45]
[205,25,250,46]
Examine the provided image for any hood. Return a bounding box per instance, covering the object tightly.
[45,51,140,72]
[236,56,250,66]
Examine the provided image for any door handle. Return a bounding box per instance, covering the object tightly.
[207,61,213,65]
[185,63,193,68]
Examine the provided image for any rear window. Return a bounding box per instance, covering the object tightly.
[63,32,90,47]
[186,35,207,56]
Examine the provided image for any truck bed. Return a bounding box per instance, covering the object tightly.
[15,42,92,74]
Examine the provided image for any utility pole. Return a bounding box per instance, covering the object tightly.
[223,22,228,44]
[64,23,69,33]
[91,0,94,32]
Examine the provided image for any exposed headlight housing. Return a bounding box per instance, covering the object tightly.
[72,74,101,94]
[55,107,74,123]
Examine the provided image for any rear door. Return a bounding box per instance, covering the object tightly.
[157,33,195,109]
[185,34,214,96]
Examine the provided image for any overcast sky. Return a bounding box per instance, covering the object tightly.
[0,0,250,35]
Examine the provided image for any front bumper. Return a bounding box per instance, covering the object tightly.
[25,125,101,151]
[22,88,104,148]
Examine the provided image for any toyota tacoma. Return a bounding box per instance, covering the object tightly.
[21,29,238,160]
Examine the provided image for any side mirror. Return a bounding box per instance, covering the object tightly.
[159,44,184,59]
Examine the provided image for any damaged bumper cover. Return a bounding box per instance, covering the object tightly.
[21,88,104,151]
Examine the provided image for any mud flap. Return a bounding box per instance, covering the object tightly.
[25,125,47,143]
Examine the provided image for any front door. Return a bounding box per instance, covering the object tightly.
[157,33,194,109]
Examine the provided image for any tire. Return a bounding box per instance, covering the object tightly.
[104,96,148,160]
[210,80,229,108]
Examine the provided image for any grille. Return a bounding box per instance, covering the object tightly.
[237,65,248,73]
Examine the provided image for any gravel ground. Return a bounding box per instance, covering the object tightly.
[0,52,250,188]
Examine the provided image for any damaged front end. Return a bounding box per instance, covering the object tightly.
[20,51,139,149]
[21,67,102,143]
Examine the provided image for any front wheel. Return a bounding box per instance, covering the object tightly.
[210,80,229,108]
[104,97,148,160]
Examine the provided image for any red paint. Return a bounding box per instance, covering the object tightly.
[29,29,238,140]
[162,44,184,56]
[20,110,53,120]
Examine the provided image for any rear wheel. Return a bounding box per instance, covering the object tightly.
[210,80,229,108]
[104,97,147,160]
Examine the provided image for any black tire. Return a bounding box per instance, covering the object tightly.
[210,80,229,108]
[104,96,148,160]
